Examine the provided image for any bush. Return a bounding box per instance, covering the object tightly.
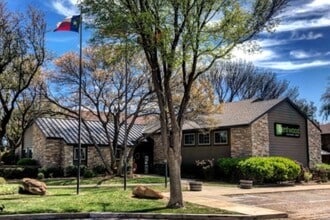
[1,150,17,165]
[238,157,300,184]
[64,165,87,177]
[195,159,215,180]
[83,169,95,178]
[17,158,39,166]
[0,177,6,184]
[37,172,45,180]
[0,167,24,179]
[314,163,330,182]
[92,165,107,175]
[217,157,244,182]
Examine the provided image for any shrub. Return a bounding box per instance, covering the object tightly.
[0,177,6,184]
[17,158,39,166]
[0,167,24,179]
[1,150,17,165]
[92,165,107,175]
[83,169,95,178]
[195,159,215,180]
[217,157,244,181]
[38,167,64,178]
[238,157,300,184]
[314,163,330,182]
[65,165,87,177]
[37,172,45,180]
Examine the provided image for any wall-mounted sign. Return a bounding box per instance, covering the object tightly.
[274,123,300,137]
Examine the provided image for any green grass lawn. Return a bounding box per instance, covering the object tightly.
[0,179,234,215]
[41,175,166,186]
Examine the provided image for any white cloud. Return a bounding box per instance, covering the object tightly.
[275,16,330,32]
[290,50,309,59]
[258,60,330,70]
[52,0,79,17]
[290,31,323,40]
[230,46,278,63]
[275,0,330,32]
[280,0,330,18]
[289,50,322,59]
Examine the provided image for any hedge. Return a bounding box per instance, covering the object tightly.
[217,156,301,184]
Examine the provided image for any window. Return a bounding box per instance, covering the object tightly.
[73,147,86,161]
[214,130,228,145]
[198,132,210,145]
[184,133,195,146]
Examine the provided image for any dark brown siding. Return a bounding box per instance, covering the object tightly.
[182,130,231,165]
[268,101,308,166]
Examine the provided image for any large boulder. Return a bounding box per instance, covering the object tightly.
[20,178,47,195]
[132,185,164,199]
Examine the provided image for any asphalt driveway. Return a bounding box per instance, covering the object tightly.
[227,189,330,219]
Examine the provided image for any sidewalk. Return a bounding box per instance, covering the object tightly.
[174,182,330,219]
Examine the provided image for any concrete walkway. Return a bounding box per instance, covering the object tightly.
[175,182,330,219]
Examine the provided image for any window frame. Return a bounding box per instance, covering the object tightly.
[73,147,86,161]
[198,132,210,145]
[214,130,229,145]
[183,133,196,146]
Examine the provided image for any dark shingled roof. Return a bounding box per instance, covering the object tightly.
[35,117,144,146]
[144,98,312,133]
[320,123,330,134]
[195,98,284,128]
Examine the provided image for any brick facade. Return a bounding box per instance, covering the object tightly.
[230,126,252,158]
[29,124,111,170]
[307,120,322,168]
[251,115,270,156]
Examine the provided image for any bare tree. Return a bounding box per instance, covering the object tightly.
[320,78,330,121]
[204,60,293,102]
[0,4,46,147]
[45,44,155,174]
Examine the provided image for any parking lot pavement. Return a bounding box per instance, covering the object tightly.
[227,189,330,220]
[180,182,330,219]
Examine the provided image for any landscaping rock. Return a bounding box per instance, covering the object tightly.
[132,185,163,199]
[20,178,47,195]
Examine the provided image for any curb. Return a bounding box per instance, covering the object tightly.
[0,212,288,220]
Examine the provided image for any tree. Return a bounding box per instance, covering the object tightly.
[203,60,294,102]
[320,78,330,121]
[0,3,46,148]
[5,76,52,150]
[82,0,288,208]
[45,44,154,175]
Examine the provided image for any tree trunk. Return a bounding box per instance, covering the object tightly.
[167,138,183,208]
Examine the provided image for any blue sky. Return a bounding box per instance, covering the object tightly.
[6,0,330,123]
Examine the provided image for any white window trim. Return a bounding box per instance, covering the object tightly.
[198,132,210,145]
[214,130,228,145]
[183,133,195,146]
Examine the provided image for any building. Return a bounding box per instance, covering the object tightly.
[320,123,330,163]
[23,117,146,170]
[148,98,321,169]
[23,98,322,174]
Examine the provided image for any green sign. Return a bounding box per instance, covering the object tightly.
[275,123,300,137]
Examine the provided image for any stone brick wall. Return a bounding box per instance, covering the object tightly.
[307,120,322,168]
[251,115,270,156]
[32,124,112,169]
[231,126,252,158]
[33,124,66,168]
[152,134,166,164]
[87,146,111,168]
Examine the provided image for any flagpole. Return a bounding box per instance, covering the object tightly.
[77,4,83,195]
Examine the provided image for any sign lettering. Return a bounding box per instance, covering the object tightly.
[275,123,300,137]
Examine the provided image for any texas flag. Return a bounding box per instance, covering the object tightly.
[54,15,80,32]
